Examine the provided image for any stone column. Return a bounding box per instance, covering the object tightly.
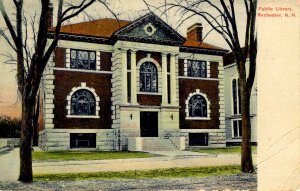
[130,50,137,104]
[170,54,176,105]
[121,49,128,104]
[161,53,168,105]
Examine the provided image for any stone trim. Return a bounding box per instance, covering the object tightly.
[144,23,157,36]
[185,117,211,120]
[218,60,225,130]
[43,53,55,129]
[66,48,70,68]
[137,92,162,95]
[96,51,101,70]
[53,67,113,74]
[114,41,179,54]
[57,40,113,52]
[66,115,100,119]
[179,52,223,62]
[66,82,100,118]
[185,89,211,120]
[178,76,220,81]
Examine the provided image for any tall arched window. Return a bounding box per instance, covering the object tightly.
[188,94,207,117]
[140,62,158,92]
[71,89,96,115]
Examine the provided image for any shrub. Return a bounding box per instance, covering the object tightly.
[0,115,21,138]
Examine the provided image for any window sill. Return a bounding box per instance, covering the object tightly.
[185,117,211,120]
[137,92,161,95]
[231,137,242,139]
[67,115,100,119]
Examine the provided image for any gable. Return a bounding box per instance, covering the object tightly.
[112,12,185,46]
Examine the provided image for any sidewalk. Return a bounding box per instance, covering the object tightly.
[0,148,20,182]
[0,148,256,181]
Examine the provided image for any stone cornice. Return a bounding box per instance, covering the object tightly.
[47,32,110,44]
[180,46,229,56]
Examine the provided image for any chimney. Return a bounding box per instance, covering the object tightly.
[47,3,53,28]
[187,23,203,42]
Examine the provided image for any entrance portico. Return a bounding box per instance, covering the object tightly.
[111,41,181,150]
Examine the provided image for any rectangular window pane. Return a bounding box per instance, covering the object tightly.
[238,79,241,114]
[70,49,96,70]
[233,121,238,137]
[187,60,207,78]
[238,120,242,137]
[232,79,237,114]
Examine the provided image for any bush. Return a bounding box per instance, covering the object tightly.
[0,115,21,138]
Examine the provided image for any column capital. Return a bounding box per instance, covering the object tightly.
[119,48,128,53]
[161,52,168,57]
[130,49,137,53]
[170,53,179,57]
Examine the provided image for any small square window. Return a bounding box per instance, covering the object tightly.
[187,60,207,78]
[70,49,96,70]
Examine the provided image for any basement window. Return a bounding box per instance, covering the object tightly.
[70,133,96,148]
[189,133,209,146]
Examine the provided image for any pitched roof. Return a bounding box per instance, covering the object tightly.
[49,18,131,38]
[183,39,227,51]
[48,18,227,51]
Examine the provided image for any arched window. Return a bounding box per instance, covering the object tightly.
[139,62,158,92]
[188,94,207,117]
[71,89,96,115]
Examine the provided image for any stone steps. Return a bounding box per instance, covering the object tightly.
[141,137,178,151]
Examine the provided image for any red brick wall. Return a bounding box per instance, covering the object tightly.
[136,51,161,67]
[137,94,162,106]
[53,70,112,129]
[55,47,65,67]
[179,79,220,129]
[178,59,185,76]
[210,61,219,78]
[100,52,112,71]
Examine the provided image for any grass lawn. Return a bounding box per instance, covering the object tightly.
[191,146,257,155]
[32,151,159,161]
[34,165,241,181]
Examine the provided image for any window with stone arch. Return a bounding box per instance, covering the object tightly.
[139,62,158,92]
[71,89,95,115]
[185,89,210,120]
[66,83,100,118]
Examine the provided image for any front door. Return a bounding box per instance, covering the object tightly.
[140,112,158,137]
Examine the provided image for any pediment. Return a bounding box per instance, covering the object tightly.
[112,12,185,46]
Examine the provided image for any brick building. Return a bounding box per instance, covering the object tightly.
[39,12,228,151]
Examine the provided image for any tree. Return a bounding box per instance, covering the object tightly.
[145,0,257,172]
[0,0,116,182]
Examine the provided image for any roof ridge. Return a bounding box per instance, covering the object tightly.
[60,17,131,27]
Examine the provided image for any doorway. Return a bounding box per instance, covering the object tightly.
[140,111,158,137]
